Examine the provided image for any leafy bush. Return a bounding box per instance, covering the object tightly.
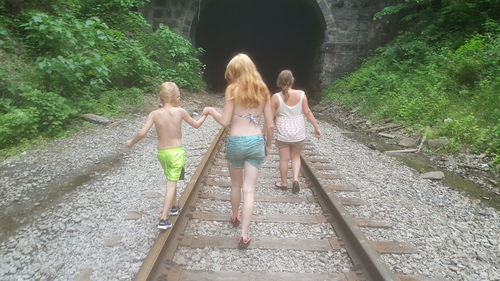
[77,87,144,116]
[20,13,109,57]
[76,0,148,32]
[104,36,160,88]
[0,0,207,153]
[140,25,206,90]
[0,108,39,148]
[20,89,77,133]
[323,5,500,157]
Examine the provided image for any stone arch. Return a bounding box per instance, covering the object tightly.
[191,0,330,92]
[142,0,397,95]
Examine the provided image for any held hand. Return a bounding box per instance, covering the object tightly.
[202,107,213,116]
[265,144,272,157]
[314,128,321,139]
[125,140,133,148]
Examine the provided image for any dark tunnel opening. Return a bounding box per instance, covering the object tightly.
[193,0,325,94]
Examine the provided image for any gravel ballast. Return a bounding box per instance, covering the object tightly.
[0,97,498,280]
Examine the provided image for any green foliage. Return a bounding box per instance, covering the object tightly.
[324,5,500,159]
[140,25,206,90]
[104,34,160,88]
[0,0,206,153]
[1,0,70,15]
[76,0,149,33]
[0,107,39,148]
[0,24,10,49]
[441,0,500,32]
[21,13,110,56]
[76,87,145,117]
[374,0,432,20]
[374,0,500,34]
[20,89,77,133]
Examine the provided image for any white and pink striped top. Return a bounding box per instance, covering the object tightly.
[274,91,306,143]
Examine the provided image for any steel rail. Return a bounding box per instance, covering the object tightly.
[136,128,405,281]
[135,128,226,281]
[301,156,401,281]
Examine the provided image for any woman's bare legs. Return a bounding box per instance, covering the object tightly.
[290,146,302,182]
[228,164,243,219]
[240,161,259,238]
[278,146,290,187]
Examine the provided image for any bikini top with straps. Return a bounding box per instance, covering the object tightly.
[233,113,263,127]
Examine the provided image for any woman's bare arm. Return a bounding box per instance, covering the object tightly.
[206,91,234,127]
[271,94,279,121]
[302,95,321,139]
[263,99,275,149]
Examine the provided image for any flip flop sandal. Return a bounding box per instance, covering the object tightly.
[292,181,300,194]
[274,182,287,190]
[237,237,251,249]
[230,213,240,227]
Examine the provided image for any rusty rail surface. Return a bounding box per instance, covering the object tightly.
[301,158,400,281]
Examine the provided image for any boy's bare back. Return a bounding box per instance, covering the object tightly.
[125,81,207,150]
[151,106,185,149]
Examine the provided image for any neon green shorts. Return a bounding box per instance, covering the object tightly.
[157,147,186,181]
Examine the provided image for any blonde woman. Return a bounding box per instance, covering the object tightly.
[272,70,321,194]
[204,54,274,248]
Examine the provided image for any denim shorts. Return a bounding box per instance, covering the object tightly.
[226,135,265,168]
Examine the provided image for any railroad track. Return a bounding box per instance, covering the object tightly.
[135,128,428,281]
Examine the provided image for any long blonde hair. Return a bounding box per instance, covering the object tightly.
[276,69,294,102]
[224,53,270,108]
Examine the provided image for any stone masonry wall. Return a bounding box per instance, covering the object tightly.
[141,0,397,91]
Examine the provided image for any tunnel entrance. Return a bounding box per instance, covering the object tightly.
[193,0,325,94]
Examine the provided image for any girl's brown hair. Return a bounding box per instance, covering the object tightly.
[276,70,294,102]
[224,53,270,108]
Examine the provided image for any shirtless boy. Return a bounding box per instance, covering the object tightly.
[125,82,207,229]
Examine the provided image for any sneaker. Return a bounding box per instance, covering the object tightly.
[237,237,251,249]
[169,205,182,216]
[292,181,300,194]
[157,219,172,230]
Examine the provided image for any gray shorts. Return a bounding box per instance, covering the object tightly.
[276,139,304,150]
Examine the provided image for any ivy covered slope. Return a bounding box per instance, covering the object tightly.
[323,0,499,166]
[0,0,205,152]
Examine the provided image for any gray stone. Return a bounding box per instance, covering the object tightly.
[332,0,344,8]
[81,114,112,125]
[75,268,93,281]
[104,235,122,247]
[141,0,399,94]
[125,211,143,220]
[399,137,418,148]
[1,97,498,281]
[39,267,55,276]
[378,132,395,139]
[422,171,445,180]
[427,138,450,148]
[144,191,162,198]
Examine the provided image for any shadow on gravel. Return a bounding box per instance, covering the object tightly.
[0,149,126,242]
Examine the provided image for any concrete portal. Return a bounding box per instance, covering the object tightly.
[142,0,396,97]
